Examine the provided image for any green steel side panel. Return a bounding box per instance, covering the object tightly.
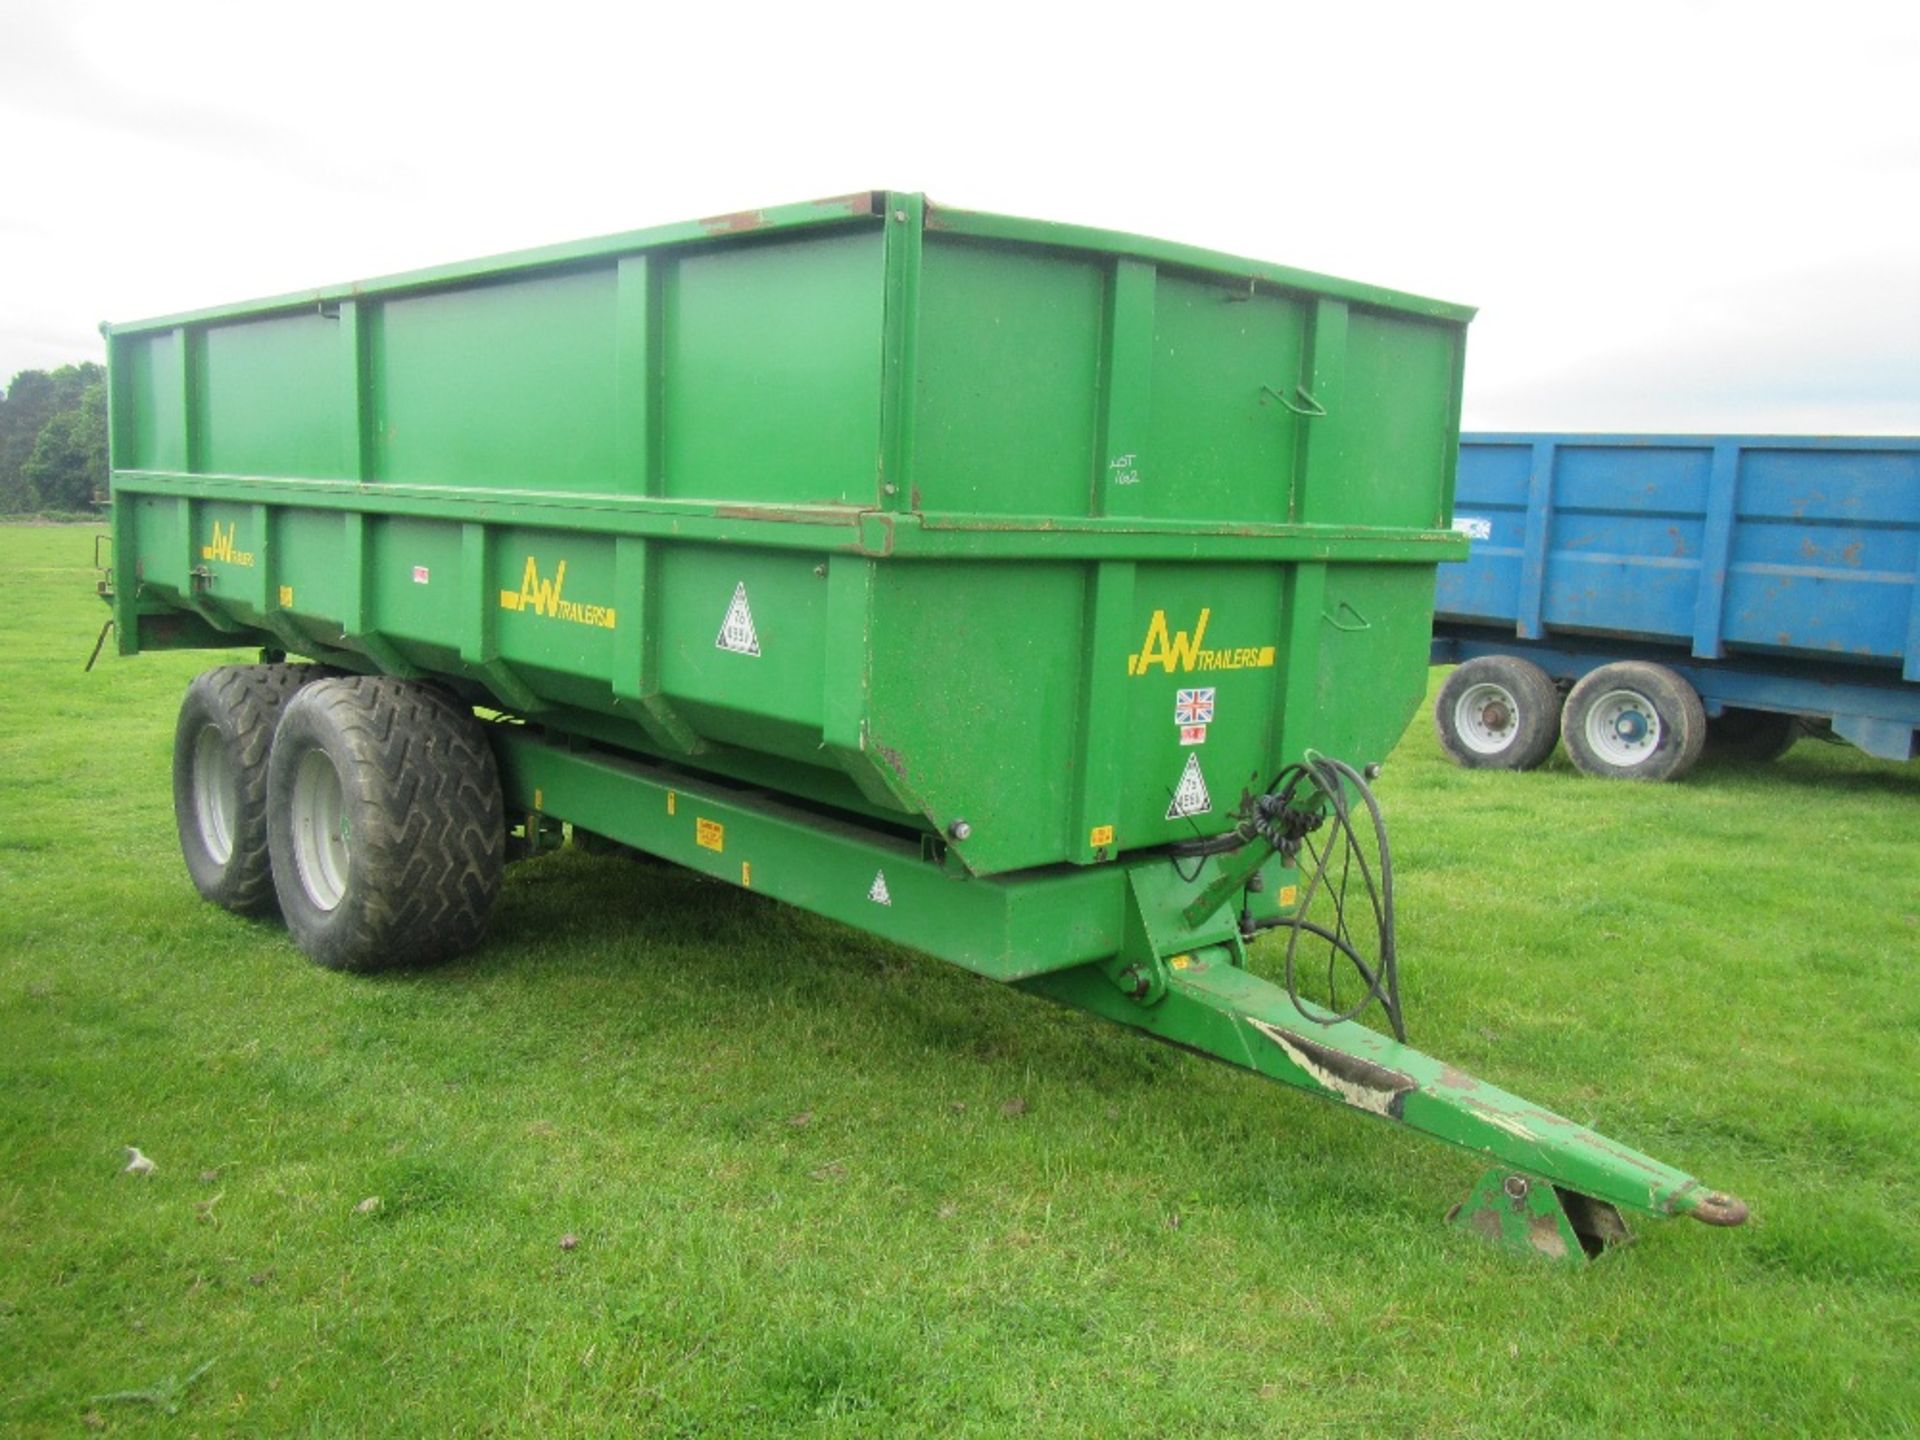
[1302,309,1462,530]
[491,523,623,702]
[1143,271,1308,524]
[655,543,831,764]
[663,231,886,507]
[275,508,348,635]
[911,237,1106,517]
[198,314,350,480]
[121,332,187,473]
[865,561,1088,867]
[376,268,618,491]
[1307,563,1444,764]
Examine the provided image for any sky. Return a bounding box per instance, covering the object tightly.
[3,0,1916,435]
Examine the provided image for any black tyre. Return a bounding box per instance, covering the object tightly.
[1562,662,1706,781]
[1433,655,1561,770]
[173,663,335,915]
[1705,708,1800,763]
[266,676,504,971]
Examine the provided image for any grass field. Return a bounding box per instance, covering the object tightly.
[2,523,1915,1437]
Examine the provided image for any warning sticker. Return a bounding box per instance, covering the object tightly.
[1175,688,1215,726]
[1165,753,1212,820]
[1179,724,1207,746]
[696,818,724,852]
[867,870,892,906]
[716,582,761,656]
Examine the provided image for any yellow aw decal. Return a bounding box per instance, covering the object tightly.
[499,556,616,630]
[202,521,254,567]
[1126,608,1276,676]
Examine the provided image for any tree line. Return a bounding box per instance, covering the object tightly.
[0,362,108,514]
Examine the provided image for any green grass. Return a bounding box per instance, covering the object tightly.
[1,523,1915,1437]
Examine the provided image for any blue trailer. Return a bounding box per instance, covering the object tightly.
[1430,434,1920,779]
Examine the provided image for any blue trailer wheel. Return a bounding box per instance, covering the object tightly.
[1704,709,1801,764]
[1562,662,1706,782]
[1434,655,1561,770]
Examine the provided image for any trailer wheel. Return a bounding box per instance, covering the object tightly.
[173,663,336,915]
[1705,708,1800,763]
[1562,663,1706,781]
[266,676,504,971]
[1433,656,1561,770]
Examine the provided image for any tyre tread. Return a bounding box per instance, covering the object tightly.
[268,676,503,971]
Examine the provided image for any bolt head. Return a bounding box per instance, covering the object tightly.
[948,819,972,841]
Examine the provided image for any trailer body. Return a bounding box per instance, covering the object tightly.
[102,194,1747,1259]
[1435,433,1920,762]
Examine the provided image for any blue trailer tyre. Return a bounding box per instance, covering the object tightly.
[172,663,336,916]
[1434,656,1561,770]
[265,676,504,972]
[1705,708,1800,763]
[1562,663,1707,782]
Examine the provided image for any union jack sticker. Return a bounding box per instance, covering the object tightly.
[1174,688,1215,726]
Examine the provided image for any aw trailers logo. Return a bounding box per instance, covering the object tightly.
[1125,608,1276,676]
[201,521,254,567]
[498,557,617,630]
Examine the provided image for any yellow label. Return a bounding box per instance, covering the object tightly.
[696,818,724,852]
[1125,608,1275,676]
[201,521,254,567]
[277,584,294,607]
[741,861,752,888]
[1278,884,1298,907]
[498,556,616,630]
[1170,953,1192,970]
[666,791,677,816]
[1089,824,1115,847]
[533,788,543,812]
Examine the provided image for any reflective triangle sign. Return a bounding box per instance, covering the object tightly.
[1165,752,1212,819]
[868,870,892,906]
[715,581,761,656]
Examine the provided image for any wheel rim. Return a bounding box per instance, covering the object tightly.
[1453,681,1521,755]
[191,725,237,865]
[290,748,350,911]
[1584,689,1662,767]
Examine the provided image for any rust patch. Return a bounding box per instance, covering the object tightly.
[701,208,770,237]
[874,743,911,783]
[1437,1064,1479,1091]
[711,504,854,526]
[1528,1213,1569,1260]
[1686,1190,1750,1227]
[1842,540,1862,566]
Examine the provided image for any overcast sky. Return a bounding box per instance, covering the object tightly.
[4,0,1915,435]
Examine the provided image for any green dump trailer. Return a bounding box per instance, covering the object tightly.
[101,191,1746,1261]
